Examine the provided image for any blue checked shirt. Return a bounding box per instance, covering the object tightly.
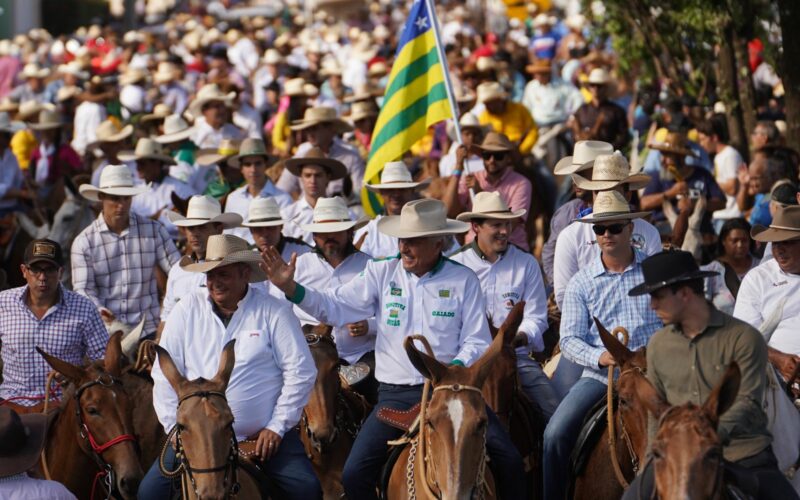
[560,249,662,384]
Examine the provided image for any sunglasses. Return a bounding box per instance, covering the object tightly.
[592,223,628,236]
[481,151,506,161]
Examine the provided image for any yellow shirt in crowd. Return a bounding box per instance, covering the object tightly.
[11,128,37,170]
[479,102,539,155]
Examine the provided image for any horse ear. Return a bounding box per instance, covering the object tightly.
[211,339,237,389]
[154,344,187,391]
[636,374,670,419]
[703,362,741,426]
[404,336,448,384]
[104,331,123,377]
[36,347,86,383]
[595,317,633,367]
[171,192,190,216]
[472,326,506,387]
[499,301,525,346]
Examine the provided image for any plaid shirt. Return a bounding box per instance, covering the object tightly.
[0,285,108,405]
[71,213,180,334]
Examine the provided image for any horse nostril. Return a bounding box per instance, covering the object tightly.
[119,475,141,496]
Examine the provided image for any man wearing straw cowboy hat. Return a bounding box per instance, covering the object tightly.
[88,119,136,187]
[0,407,75,498]
[9,63,51,105]
[451,191,559,420]
[544,190,662,500]
[570,67,629,150]
[72,164,180,340]
[243,197,311,263]
[144,234,320,499]
[223,137,292,243]
[189,83,245,149]
[262,198,526,500]
[293,196,378,401]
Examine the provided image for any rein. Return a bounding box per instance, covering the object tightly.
[606,327,638,489]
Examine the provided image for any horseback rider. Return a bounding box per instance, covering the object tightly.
[543,190,663,500]
[142,234,321,499]
[261,198,527,500]
[624,250,798,499]
[450,191,559,420]
[242,196,311,262]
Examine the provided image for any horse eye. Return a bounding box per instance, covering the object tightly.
[86,407,99,415]
[652,448,663,460]
[619,397,630,408]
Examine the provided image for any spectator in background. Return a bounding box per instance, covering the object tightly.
[476,81,538,156]
[701,218,759,315]
[570,68,628,150]
[529,14,559,61]
[737,154,789,228]
[696,115,745,232]
[750,120,781,151]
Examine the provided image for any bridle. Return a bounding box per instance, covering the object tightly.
[159,390,241,499]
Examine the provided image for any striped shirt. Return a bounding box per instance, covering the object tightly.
[0,285,108,404]
[560,249,662,384]
[71,213,180,334]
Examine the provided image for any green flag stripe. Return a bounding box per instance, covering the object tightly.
[382,47,440,105]
[370,82,449,154]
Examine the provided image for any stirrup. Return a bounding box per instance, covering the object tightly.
[339,363,370,387]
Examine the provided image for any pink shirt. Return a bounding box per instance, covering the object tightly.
[458,168,532,250]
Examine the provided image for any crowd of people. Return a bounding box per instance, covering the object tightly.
[0,1,798,499]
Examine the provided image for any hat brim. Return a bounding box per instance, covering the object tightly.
[377,216,469,238]
[154,127,194,144]
[118,151,175,164]
[350,110,378,122]
[29,121,63,131]
[554,156,588,176]
[140,113,169,123]
[188,94,235,119]
[289,118,353,134]
[471,142,513,154]
[0,412,48,477]
[301,216,369,233]
[575,210,651,223]
[196,150,235,165]
[751,225,800,243]
[227,152,275,168]
[572,172,651,191]
[88,125,134,148]
[628,270,719,296]
[168,212,243,229]
[79,184,148,202]
[179,251,267,283]
[457,208,527,222]
[365,179,432,192]
[284,157,347,180]
[242,217,285,228]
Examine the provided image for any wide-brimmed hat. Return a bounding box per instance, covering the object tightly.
[457,191,526,222]
[526,60,552,75]
[179,234,266,282]
[301,196,368,233]
[154,114,194,144]
[628,250,718,296]
[28,109,64,131]
[349,101,379,123]
[319,58,343,77]
[648,130,695,157]
[241,197,285,227]
[574,190,650,223]
[471,131,514,153]
[58,61,89,80]
[284,78,314,98]
[751,205,800,243]
[459,113,486,132]
[153,62,180,85]
[572,151,651,191]
[366,161,430,192]
[89,120,134,147]
[227,138,273,168]
[290,107,353,134]
[20,63,50,79]
[284,147,347,179]
[344,84,382,104]
[554,140,614,176]
[188,83,236,118]
[56,85,81,103]
[79,164,148,201]
[0,112,24,134]
[587,67,612,85]
[0,408,49,478]
[17,101,53,121]
[533,13,556,27]
[476,82,507,103]
[140,103,172,123]
[118,138,175,164]
[167,194,242,229]
[262,49,283,65]
[119,67,148,86]
[377,199,469,238]
[196,138,240,165]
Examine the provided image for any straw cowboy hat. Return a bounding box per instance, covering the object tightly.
[79,164,148,201]
[241,197,285,228]
[180,234,266,282]
[751,205,800,243]
[368,60,389,78]
[457,191,527,222]
[344,84,382,104]
[20,63,50,79]
[227,138,274,168]
[17,101,53,121]
[476,81,508,103]
[119,67,148,86]
[188,83,236,118]
[284,78,314,98]
[56,85,81,103]
[0,98,18,113]
[587,68,612,85]
[554,140,614,176]
[153,62,180,85]
[290,107,353,134]
[118,138,175,164]
[28,109,64,131]
[648,130,695,157]
[301,196,369,233]
[284,147,348,179]
[319,58,343,77]
[366,161,431,192]
[196,138,240,165]
[628,250,717,297]
[154,114,194,144]
[471,131,515,153]
[533,13,556,27]
[377,199,469,238]
[262,49,283,65]
[140,103,172,123]
[572,151,651,191]
[90,120,134,147]
[458,113,486,132]
[349,101,378,123]
[58,61,89,80]
[0,407,50,478]
[574,190,650,223]
[0,112,25,134]
[167,194,242,228]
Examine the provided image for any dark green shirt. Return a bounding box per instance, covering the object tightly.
[646,306,771,462]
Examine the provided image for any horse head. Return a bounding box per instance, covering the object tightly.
[37,332,143,499]
[483,301,525,429]
[638,362,741,500]
[99,309,144,363]
[301,323,340,450]
[155,339,238,500]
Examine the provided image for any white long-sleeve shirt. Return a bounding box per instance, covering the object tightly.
[733,258,800,356]
[153,286,316,439]
[224,182,292,243]
[281,197,358,245]
[71,101,106,157]
[449,242,548,354]
[294,249,376,363]
[131,175,196,240]
[288,255,491,385]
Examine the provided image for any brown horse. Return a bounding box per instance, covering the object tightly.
[387,333,508,499]
[154,340,260,499]
[35,331,144,499]
[300,324,370,499]
[638,362,741,500]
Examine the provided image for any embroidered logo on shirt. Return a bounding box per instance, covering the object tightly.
[387,308,401,326]
[432,310,455,318]
[249,332,260,338]
[438,289,451,298]
[391,287,403,296]
[631,233,645,250]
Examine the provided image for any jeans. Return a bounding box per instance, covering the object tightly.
[139,428,321,499]
[517,352,560,421]
[548,356,584,401]
[342,383,526,500]
[543,377,606,500]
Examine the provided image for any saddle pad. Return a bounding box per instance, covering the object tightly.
[379,434,414,500]
[569,397,610,479]
[377,403,421,432]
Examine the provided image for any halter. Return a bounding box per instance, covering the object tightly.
[159,390,241,499]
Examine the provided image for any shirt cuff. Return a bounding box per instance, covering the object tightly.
[265,422,287,438]
[286,283,305,304]
[519,329,545,354]
[587,346,607,370]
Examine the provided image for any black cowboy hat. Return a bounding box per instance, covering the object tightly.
[0,408,49,478]
[628,250,717,296]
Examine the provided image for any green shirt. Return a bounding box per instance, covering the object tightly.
[646,306,771,462]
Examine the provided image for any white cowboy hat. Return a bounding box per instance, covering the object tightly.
[20,63,50,79]
[575,190,650,223]
[188,83,236,118]
[196,138,240,165]
[458,112,487,131]
[284,147,348,180]
[152,62,180,85]
[262,49,283,65]
[58,61,89,80]
[554,140,614,176]
[587,68,612,85]
[290,107,353,134]
[572,151,651,191]
[118,138,175,164]
[0,112,24,134]
[17,101,53,121]
[377,199,469,238]
[79,164,148,201]
[154,114,194,144]
[319,58,343,77]
[456,191,527,221]
[300,197,368,234]
[140,103,172,123]
[119,67,148,86]
[89,120,134,148]
[533,13,555,27]
[226,138,273,168]
[56,85,81,103]
[241,197,285,228]
[167,195,242,229]
[349,101,379,123]
[284,78,313,98]
[0,98,18,113]
[476,81,507,103]
[28,109,64,131]
[366,161,431,192]
[179,234,266,282]
[344,84,381,104]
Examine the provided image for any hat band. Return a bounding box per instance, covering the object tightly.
[218,147,238,156]
[592,210,632,217]
[481,209,513,214]
[314,218,350,224]
[99,182,136,189]
[250,216,282,223]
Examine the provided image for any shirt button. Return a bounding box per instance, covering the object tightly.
[693,391,699,396]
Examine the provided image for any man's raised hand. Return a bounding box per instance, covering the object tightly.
[260,246,297,296]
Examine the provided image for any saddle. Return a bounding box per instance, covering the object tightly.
[376,403,421,432]
[570,397,610,479]
[236,440,278,499]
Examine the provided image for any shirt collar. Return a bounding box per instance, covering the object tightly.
[484,167,512,188]
[468,239,506,261]
[18,284,65,308]
[590,247,644,278]
[97,213,135,234]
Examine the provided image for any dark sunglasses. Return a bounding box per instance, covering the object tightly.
[592,223,628,236]
[481,151,506,161]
